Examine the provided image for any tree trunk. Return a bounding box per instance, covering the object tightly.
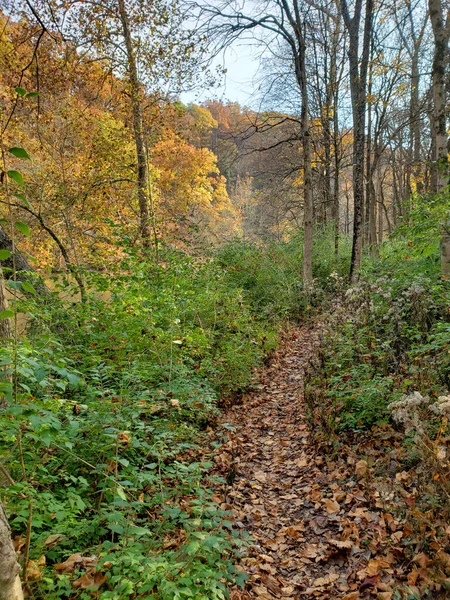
[0,271,23,600]
[410,52,423,194]
[429,0,450,276]
[0,502,23,600]
[118,0,151,245]
[429,0,449,193]
[341,0,374,281]
[297,32,313,292]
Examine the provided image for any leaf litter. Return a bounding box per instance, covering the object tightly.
[210,325,450,599]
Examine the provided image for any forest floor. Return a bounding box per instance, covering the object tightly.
[212,325,412,600]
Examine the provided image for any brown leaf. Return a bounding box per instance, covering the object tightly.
[359,574,379,591]
[342,593,359,600]
[407,568,420,586]
[412,552,431,569]
[355,460,368,478]
[312,573,339,588]
[72,569,107,590]
[262,574,282,596]
[54,553,97,574]
[44,533,63,548]
[254,471,267,483]
[324,498,340,514]
[367,559,380,577]
[329,539,353,550]
[26,555,46,581]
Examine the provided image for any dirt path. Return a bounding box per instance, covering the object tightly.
[215,326,396,600]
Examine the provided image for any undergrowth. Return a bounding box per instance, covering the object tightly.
[306,192,450,433]
[0,231,349,599]
[304,191,450,596]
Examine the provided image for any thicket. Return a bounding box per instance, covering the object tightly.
[0,230,350,599]
[304,191,450,596]
[306,192,450,433]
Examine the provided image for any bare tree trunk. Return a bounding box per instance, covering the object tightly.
[118,0,151,245]
[429,0,449,193]
[410,52,423,194]
[341,0,374,281]
[429,0,450,276]
[300,78,313,289]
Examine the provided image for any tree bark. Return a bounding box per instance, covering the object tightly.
[0,226,37,277]
[429,0,449,193]
[0,502,23,600]
[341,0,374,281]
[118,0,151,245]
[0,271,23,600]
[429,0,450,276]
[294,16,313,291]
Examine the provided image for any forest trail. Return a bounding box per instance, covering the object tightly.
[215,326,394,600]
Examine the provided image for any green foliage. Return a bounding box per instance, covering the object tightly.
[1,243,284,598]
[215,228,352,320]
[305,191,450,432]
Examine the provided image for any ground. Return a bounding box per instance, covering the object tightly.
[212,326,412,600]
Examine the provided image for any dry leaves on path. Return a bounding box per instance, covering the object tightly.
[211,325,450,599]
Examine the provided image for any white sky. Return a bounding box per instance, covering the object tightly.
[180,41,262,108]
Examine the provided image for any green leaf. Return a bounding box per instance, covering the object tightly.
[7,171,24,187]
[129,526,152,537]
[25,92,39,98]
[108,524,124,534]
[0,250,12,260]
[13,193,33,209]
[8,147,30,160]
[21,281,36,295]
[0,310,14,319]
[15,222,30,237]
[15,87,26,97]
[116,486,127,501]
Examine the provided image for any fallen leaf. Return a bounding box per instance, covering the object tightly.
[254,471,267,483]
[26,555,46,581]
[44,533,63,548]
[312,573,339,587]
[72,569,107,590]
[413,552,431,569]
[54,554,97,574]
[329,539,353,550]
[355,460,368,478]
[324,498,340,514]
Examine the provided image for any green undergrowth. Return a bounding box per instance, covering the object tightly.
[305,191,450,433]
[0,232,349,599]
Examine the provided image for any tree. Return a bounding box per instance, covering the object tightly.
[428,0,450,276]
[340,0,374,281]
[23,0,203,247]
[198,0,316,290]
[429,0,449,193]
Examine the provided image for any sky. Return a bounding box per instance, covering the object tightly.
[180,41,262,108]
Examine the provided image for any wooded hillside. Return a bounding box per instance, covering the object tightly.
[0,0,449,598]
